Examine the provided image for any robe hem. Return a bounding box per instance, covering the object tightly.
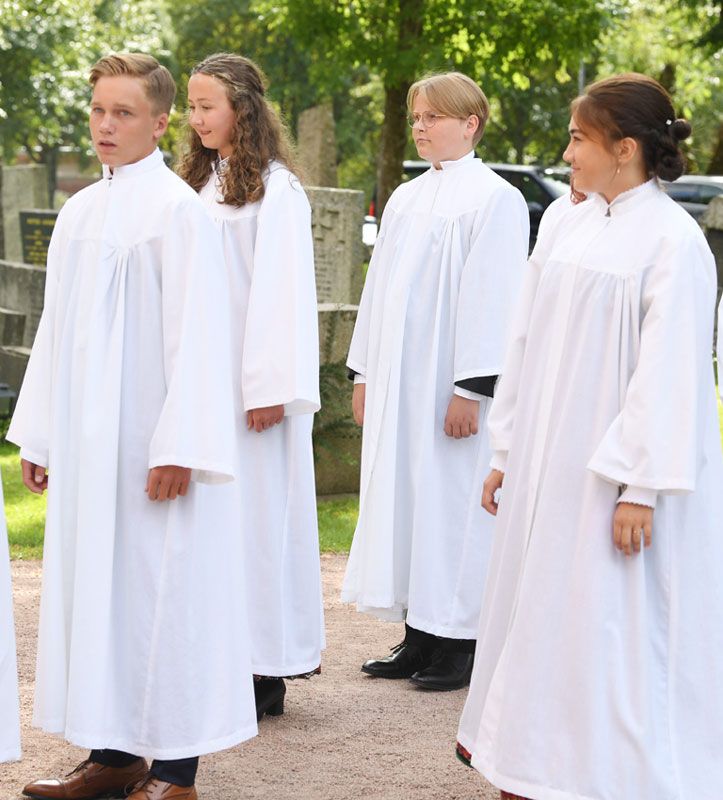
[242,395,320,415]
[471,750,600,800]
[36,722,258,760]
[0,744,21,763]
[148,455,234,484]
[405,612,478,641]
[251,656,323,677]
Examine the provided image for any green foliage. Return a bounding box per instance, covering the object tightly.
[594,0,723,174]
[0,0,174,198]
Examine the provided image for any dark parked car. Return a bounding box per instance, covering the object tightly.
[363,160,569,249]
[662,176,723,222]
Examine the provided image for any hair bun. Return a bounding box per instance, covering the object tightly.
[671,118,691,141]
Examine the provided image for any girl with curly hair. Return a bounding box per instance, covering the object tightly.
[179,52,323,721]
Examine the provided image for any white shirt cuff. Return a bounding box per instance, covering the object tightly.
[353,374,366,385]
[490,451,508,472]
[454,386,483,401]
[618,486,658,509]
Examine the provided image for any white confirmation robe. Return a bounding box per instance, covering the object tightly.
[0,477,21,762]
[458,181,723,800]
[342,152,529,638]
[198,162,324,676]
[7,149,257,758]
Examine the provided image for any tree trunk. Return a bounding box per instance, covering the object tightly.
[707,120,723,175]
[376,83,410,216]
[375,0,424,217]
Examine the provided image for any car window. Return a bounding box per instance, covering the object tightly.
[495,171,552,205]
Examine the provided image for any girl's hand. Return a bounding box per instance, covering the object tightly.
[146,466,192,501]
[613,502,654,556]
[352,383,366,426]
[247,405,284,432]
[444,395,480,438]
[481,469,504,515]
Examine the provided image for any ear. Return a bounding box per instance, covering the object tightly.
[465,114,480,141]
[152,112,170,142]
[616,136,639,166]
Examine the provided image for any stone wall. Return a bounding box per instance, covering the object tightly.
[297,104,338,188]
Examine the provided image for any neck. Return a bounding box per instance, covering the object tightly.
[600,168,649,204]
[218,144,233,160]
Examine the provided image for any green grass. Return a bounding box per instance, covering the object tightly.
[4,398,723,561]
[1,442,46,560]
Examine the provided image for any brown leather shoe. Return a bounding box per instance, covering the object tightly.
[126,777,197,799]
[23,758,148,799]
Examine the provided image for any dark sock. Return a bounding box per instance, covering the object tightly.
[150,757,199,787]
[89,749,141,768]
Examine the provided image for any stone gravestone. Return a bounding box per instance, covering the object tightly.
[307,187,365,495]
[20,210,58,266]
[307,187,365,306]
[297,104,338,188]
[0,165,49,261]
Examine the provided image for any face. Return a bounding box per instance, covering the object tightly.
[187,73,236,159]
[562,115,620,195]
[410,91,478,166]
[89,76,168,168]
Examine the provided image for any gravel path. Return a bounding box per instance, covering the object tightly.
[4,555,496,800]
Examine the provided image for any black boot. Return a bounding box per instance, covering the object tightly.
[254,677,286,721]
[410,635,475,691]
[361,624,440,679]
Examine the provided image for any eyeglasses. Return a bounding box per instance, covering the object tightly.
[407,111,454,129]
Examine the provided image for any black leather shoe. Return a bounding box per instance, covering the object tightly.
[361,642,437,679]
[409,651,474,690]
[254,677,286,721]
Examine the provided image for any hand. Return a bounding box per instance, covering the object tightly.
[352,383,366,426]
[613,502,654,556]
[481,469,504,515]
[146,465,192,501]
[444,395,479,438]
[21,458,48,495]
[247,405,284,432]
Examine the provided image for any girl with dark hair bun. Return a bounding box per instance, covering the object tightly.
[181,53,324,721]
[456,72,723,800]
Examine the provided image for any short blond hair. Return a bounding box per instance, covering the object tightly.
[407,72,490,145]
[89,53,176,114]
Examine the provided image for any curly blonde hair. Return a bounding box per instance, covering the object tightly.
[177,53,299,207]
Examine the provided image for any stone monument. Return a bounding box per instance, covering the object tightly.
[0,164,49,261]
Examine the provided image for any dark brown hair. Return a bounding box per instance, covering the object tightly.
[89,53,176,115]
[571,72,691,183]
[177,53,298,207]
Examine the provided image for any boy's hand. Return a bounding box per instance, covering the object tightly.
[21,458,48,494]
[481,469,504,515]
[444,395,479,438]
[146,466,192,501]
[247,405,284,432]
[613,502,654,556]
[352,383,366,426]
